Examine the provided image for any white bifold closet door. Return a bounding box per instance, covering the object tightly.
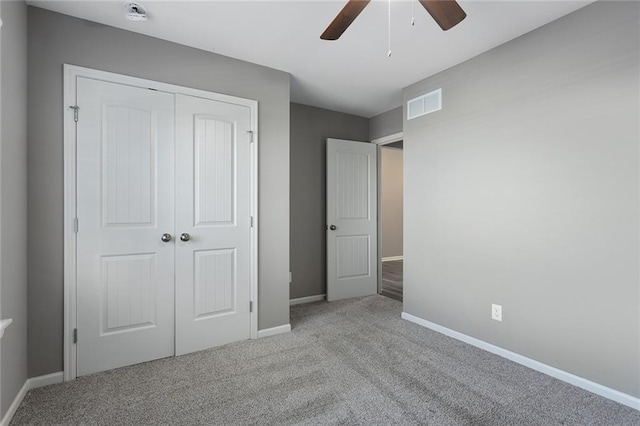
[75,77,252,376]
[76,78,176,376]
[174,94,251,355]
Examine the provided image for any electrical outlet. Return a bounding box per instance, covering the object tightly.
[491,304,502,321]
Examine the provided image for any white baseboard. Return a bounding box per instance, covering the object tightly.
[0,371,63,426]
[257,323,291,339]
[290,294,326,306]
[382,256,403,262]
[29,372,64,389]
[401,312,640,412]
[0,381,28,426]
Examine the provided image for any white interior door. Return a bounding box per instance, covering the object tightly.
[326,138,378,301]
[76,77,175,376]
[175,94,252,355]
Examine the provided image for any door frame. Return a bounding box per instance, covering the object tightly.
[63,65,259,381]
[371,132,403,295]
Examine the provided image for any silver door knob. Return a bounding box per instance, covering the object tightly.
[329,225,337,231]
[161,233,172,242]
[180,233,191,242]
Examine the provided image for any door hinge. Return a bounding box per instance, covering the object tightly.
[247,130,254,143]
[250,216,254,228]
[69,105,79,122]
[73,217,79,233]
[250,301,253,313]
[73,328,78,344]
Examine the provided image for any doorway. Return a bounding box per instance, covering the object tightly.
[375,134,403,302]
[64,66,258,379]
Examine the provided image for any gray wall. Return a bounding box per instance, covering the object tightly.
[381,147,403,259]
[403,1,639,398]
[0,0,28,416]
[370,106,402,141]
[290,103,369,299]
[28,7,290,378]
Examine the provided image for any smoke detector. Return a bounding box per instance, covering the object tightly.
[125,2,148,21]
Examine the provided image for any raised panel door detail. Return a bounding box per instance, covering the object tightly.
[101,253,157,334]
[336,151,370,220]
[336,235,370,279]
[194,116,235,226]
[102,105,155,226]
[194,249,236,319]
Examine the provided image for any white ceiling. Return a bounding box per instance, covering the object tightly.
[28,0,595,117]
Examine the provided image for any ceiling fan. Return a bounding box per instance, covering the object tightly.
[320,0,467,40]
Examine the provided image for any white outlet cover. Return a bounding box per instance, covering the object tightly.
[492,304,502,321]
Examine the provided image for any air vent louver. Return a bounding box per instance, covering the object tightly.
[407,89,442,120]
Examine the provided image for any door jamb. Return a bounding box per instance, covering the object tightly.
[371,132,403,295]
[63,64,259,381]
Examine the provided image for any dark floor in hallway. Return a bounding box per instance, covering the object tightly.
[381,259,402,302]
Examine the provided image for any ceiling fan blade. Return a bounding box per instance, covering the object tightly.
[419,0,467,31]
[321,0,371,41]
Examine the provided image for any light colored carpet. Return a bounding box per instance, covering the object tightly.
[12,295,640,425]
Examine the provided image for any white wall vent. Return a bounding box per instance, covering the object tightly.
[407,89,442,120]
